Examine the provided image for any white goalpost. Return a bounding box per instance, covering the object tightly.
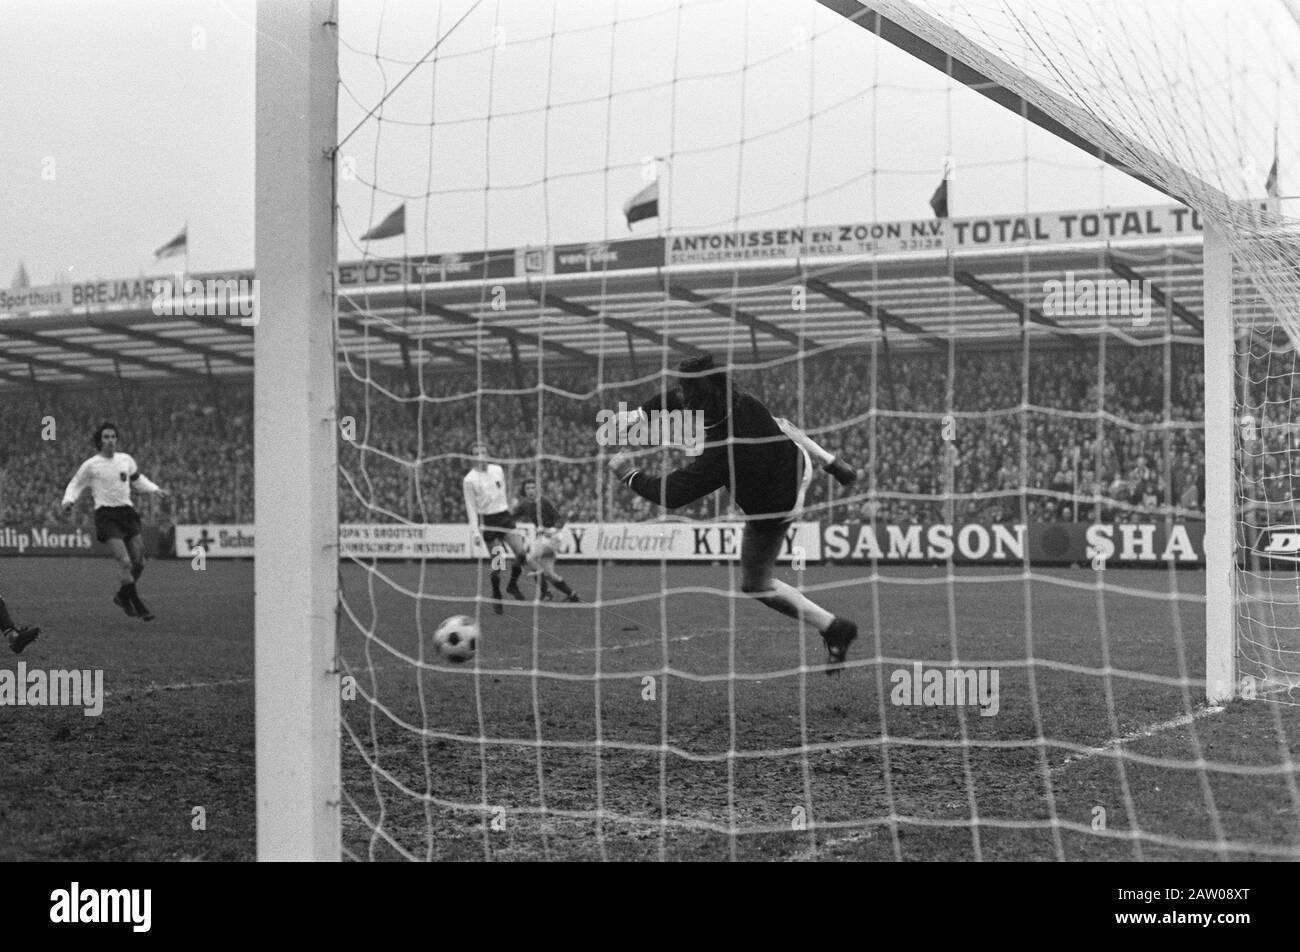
[254,0,341,861]
[1202,222,1235,705]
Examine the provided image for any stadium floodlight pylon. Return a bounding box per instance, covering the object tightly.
[819,0,1300,704]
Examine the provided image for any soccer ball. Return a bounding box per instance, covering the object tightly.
[433,615,479,663]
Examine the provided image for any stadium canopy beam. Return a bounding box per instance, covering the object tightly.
[953,270,1085,348]
[506,336,531,418]
[0,342,119,383]
[90,321,256,367]
[398,340,418,397]
[626,333,639,376]
[407,297,598,367]
[804,276,947,352]
[816,0,1230,210]
[1105,255,1204,333]
[0,326,208,381]
[0,365,35,387]
[336,306,488,370]
[530,289,706,359]
[667,284,819,353]
[209,320,255,339]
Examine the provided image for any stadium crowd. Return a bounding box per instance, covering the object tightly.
[0,340,1250,535]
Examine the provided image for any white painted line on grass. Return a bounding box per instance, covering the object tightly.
[1053,704,1226,773]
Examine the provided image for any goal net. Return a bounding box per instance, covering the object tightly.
[318,0,1300,860]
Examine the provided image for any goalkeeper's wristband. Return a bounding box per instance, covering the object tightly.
[623,469,641,487]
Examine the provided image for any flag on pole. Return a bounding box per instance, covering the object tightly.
[360,204,405,241]
[155,226,188,261]
[623,180,659,229]
[929,174,949,219]
[11,261,30,289]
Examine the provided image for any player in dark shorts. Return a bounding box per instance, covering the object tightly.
[608,354,859,673]
[0,593,41,654]
[511,477,581,603]
[463,442,531,613]
[479,511,518,546]
[62,422,167,621]
[95,506,142,545]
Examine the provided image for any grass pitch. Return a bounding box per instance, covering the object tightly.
[1,557,1297,861]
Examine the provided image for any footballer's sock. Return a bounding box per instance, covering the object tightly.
[132,588,154,621]
[120,581,152,619]
[0,597,15,633]
[113,584,138,617]
[132,561,145,582]
[752,579,835,631]
[490,570,502,598]
[506,563,525,599]
[553,579,575,598]
[822,456,858,487]
[538,577,551,599]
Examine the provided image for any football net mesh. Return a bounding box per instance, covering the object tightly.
[329,0,1300,860]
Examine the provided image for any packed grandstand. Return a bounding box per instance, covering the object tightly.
[2,338,1261,538]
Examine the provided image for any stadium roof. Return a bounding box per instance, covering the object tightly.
[0,204,1225,391]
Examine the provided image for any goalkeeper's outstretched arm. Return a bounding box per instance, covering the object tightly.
[609,447,726,510]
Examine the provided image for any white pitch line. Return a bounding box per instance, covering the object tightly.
[104,676,253,697]
[1052,704,1226,773]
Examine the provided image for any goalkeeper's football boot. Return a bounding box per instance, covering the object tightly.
[823,457,858,487]
[6,626,40,654]
[822,617,858,676]
[565,593,581,603]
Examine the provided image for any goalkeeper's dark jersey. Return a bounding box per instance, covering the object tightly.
[511,496,561,528]
[624,387,802,525]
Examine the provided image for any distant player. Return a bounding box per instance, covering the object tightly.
[0,593,40,654]
[61,422,167,622]
[463,442,530,613]
[511,477,580,603]
[608,354,859,673]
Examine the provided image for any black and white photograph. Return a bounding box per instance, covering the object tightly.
[1,0,1299,890]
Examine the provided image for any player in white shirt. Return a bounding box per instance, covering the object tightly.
[463,442,530,613]
[0,593,40,653]
[62,422,167,622]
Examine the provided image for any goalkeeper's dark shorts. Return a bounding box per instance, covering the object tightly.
[479,510,518,544]
[95,505,142,544]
